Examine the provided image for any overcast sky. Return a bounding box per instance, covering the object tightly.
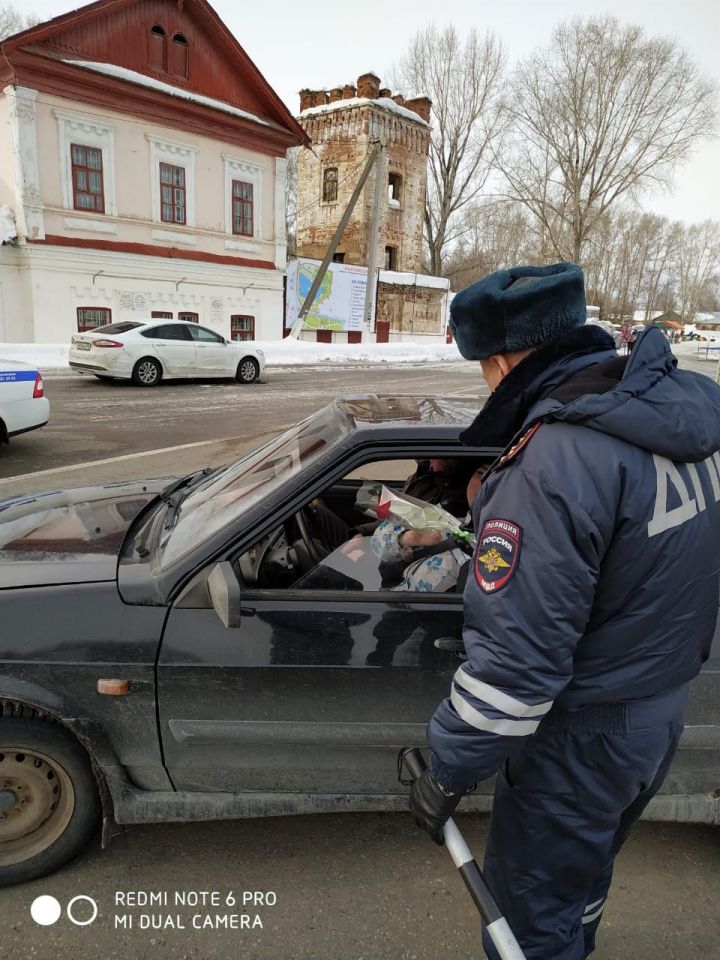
[29,0,720,224]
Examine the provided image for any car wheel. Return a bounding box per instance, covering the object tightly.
[0,717,101,886]
[236,357,259,384]
[132,357,162,387]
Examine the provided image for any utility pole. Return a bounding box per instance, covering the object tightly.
[362,139,386,332]
[289,143,381,339]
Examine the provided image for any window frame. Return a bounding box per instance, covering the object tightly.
[178,312,199,324]
[222,155,263,241]
[230,315,255,341]
[70,143,105,214]
[387,171,402,206]
[149,24,168,72]
[148,135,197,228]
[234,448,490,601]
[322,166,338,204]
[76,306,112,332]
[55,110,117,217]
[151,311,173,319]
[159,162,187,225]
[231,180,254,237]
[170,33,189,79]
[384,245,398,271]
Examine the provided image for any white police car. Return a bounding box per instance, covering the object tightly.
[0,360,49,444]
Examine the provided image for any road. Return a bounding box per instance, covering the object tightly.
[1,354,719,959]
[1,813,718,960]
[0,362,489,497]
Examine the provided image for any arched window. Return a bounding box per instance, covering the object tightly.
[322,167,338,203]
[170,33,189,80]
[388,172,402,205]
[149,25,167,72]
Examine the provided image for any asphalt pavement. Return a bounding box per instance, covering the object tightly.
[0,362,489,496]
[1,813,718,960]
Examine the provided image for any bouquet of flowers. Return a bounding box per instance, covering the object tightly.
[356,483,476,547]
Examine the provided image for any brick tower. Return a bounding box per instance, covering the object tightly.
[295,73,431,273]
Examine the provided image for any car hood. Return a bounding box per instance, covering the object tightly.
[0,478,171,588]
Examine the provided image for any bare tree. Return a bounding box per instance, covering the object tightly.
[0,4,38,40]
[389,25,505,276]
[673,221,720,322]
[497,15,718,263]
[284,147,299,260]
[443,200,538,289]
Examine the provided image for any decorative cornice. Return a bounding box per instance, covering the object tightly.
[146,134,198,160]
[53,108,114,138]
[29,234,278,271]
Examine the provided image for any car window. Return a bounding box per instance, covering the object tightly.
[189,325,225,344]
[91,321,144,335]
[141,324,192,341]
[236,456,486,595]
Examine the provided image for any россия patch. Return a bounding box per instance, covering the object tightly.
[475,518,522,593]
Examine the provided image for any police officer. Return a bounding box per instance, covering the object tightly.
[409,262,720,960]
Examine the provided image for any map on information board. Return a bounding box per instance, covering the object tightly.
[286,258,375,332]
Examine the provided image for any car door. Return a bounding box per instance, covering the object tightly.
[140,323,196,377]
[188,324,230,377]
[156,559,465,797]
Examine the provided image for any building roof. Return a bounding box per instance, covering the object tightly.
[0,0,308,153]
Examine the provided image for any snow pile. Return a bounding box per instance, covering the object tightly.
[0,205,17,245]
[254,339,461,365]
[0,344,70,369]
[299,97,429,127]
[0,339,463,371]
[61,59,280,130]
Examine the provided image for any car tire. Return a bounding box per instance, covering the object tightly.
[0,717,101,887]
[236,357,259,384]
[132,357,162,387]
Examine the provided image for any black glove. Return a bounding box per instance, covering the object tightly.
[410,769,462,845]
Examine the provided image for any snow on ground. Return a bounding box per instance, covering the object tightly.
[0,339,464,372]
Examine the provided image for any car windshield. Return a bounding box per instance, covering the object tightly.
[151,403,353,572]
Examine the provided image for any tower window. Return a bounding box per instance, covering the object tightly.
[332,252,345,263]
[149,25,167,72]
[322,167,338,203]
[170,33,189,80]
[384,245,398,271]
[388,172,402,205]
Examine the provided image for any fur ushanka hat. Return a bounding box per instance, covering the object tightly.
[449,262,587,360]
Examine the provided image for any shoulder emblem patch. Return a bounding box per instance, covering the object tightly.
[475,518,522,593]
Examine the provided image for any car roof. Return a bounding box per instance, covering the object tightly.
[336,395,480,429]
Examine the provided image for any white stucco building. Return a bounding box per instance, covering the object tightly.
[0,0,307,344]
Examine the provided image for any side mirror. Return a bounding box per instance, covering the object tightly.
[207,561,242,629]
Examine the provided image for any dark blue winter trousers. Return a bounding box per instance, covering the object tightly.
[481,683,689,960]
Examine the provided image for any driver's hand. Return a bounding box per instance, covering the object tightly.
[400,529,444,548]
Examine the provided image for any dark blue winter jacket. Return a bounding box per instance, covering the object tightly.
[428,325,720,792]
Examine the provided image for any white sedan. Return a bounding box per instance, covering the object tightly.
[0,360,49,444]
[68,320,266,387]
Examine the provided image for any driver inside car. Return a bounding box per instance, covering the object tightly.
[291,464,487,593]
[369,466,487,592]
[302,458,473,554]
